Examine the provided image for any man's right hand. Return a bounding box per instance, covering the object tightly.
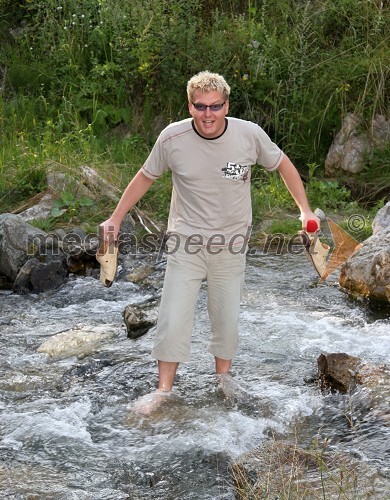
[99,217,120,245]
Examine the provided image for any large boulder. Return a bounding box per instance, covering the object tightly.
[339,202,390,302]
[0,213,99,292]
[0,213,47,281]
[325,113,390,175]
[372,200,390,234]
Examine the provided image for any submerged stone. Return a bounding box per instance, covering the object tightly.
[37,324,120,359]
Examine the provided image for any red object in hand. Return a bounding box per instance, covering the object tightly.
[306,220,318,233]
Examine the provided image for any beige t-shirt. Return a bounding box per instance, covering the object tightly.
[141,117,283,246]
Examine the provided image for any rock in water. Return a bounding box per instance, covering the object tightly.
[37,325,120,359]
[339,202,390,303]
[123,300,159,339]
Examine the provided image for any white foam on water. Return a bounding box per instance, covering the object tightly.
[116,408,281,462]
[1,397,93,451]
[296,314,389,360]
[240,301,389,363]
[54,298,135,316]
[189,409,281,458]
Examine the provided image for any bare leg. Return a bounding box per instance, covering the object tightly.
[158,360,179,391]
[215,357,231,374]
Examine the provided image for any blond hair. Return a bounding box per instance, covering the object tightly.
[187,71,231,102]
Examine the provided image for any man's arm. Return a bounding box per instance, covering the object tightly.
[277,154,320,228]
[100,169,155,241]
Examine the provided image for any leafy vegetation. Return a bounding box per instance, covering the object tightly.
[0,0,388,229]
[50,191,94,217]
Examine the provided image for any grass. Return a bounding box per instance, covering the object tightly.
[232,437,379,499]
[0,121,153,229]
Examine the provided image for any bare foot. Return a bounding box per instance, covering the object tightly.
[217,373,245,401]
[130,389,172,416]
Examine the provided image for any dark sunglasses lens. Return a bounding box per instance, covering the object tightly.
[193,103,224,111]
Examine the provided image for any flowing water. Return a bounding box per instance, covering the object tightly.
[0,251,389,499]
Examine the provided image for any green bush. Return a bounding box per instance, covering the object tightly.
[0,0,388,216]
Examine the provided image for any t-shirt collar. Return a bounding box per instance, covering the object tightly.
[191,118,228,140]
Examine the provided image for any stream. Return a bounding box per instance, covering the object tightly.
[0,250,389,499]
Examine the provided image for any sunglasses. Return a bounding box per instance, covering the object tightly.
[191,102,226,112]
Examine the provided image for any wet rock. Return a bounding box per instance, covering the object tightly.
[123,299,159,339]
[7,167,161,285]
[339,202,390,303]
[317,352,389,394]
[232,441,377,498]
[349,365,390,427]
[122,255,165,292]
[339,236,390,302]
[13,255,68,294]
[318,354,390,431]
[126,262,155,284]
[37,324,120,359]
[0,463,68,498]
[325,113,390,175]
[0,275,13,290]
[58,358,116,390]
[61,228,99,274]
[317,352,361,392]
[0,213,47,282]
[0,371,44,392]
[354,362,390,388]
[67,252,99,275]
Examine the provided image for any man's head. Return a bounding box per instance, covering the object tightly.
[187,71,230,139]
[186,71,231,102]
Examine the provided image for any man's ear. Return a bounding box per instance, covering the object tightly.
[188,101,194,116]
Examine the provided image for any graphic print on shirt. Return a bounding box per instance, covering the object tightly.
[222,162,250,181]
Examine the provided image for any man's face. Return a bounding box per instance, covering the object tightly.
[188,90,229,139]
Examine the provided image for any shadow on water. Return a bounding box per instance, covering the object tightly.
[0,252,389,498]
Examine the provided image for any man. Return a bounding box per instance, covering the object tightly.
[99,71,319,413]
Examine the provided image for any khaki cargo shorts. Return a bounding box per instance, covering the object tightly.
[151,235,246,362]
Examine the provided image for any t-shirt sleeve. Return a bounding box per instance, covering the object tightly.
[254,125,283,172]
[141,133,170,180]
